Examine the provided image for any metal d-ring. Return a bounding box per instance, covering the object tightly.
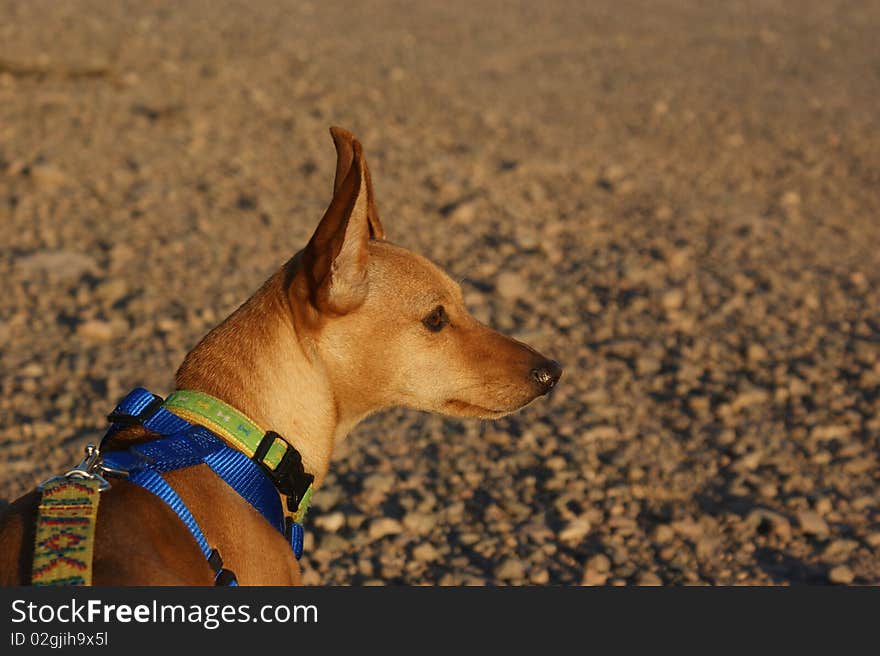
[38,444,118,492]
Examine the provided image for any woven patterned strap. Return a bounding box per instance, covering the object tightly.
[32,477,103,586]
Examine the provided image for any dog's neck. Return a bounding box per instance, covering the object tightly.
[174,263,346,486]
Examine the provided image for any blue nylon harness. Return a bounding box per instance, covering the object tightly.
[98,388,305,586]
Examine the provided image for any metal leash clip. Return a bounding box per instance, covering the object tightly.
[38,444,125,492]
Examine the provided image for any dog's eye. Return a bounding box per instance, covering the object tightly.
[422,305,449,332]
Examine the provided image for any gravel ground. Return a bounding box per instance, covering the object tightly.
[1,1,878,585]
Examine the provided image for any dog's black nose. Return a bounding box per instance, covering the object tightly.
[530,359,563,394]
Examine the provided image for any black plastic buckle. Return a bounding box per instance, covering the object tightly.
[214,568,238,586]
[208,548,224,572]
[107,394,164,427]
[252,430,314,512]
[208,548,238,586]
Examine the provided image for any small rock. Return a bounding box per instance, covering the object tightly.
[849,271,868,290]
[696,537,721,559]
[495,272,528,301]
[156,318,178,333]
[823,539,858,563]
[368,518,403,541]
[661,288,685,311]
[814,497,833,515]
[581,569,608,586]
[734,451,762,471]
[77,319,115,342]
[30,164,71,190]
[559,517,591,544]
[652,524,676,544]
[530,568,550,584]
[671,519,703,540]
[495,558,526,581]
[449,201,476,223]
[586,553,611,573]
[513,226,540,250]
[545,456,567,471]
[747,344,768,362]
[636,357,662,376]
[731,389,770,412]
[362,472,396,495]
[597,164,625,190]
[16,250,96,279]
[402,512,436,535]
[758,483,778,499]
[806,426,850,442]
[95,279,128,304]
[412,543,441,562]
[582,425,620,442]
[636,571,662,586]
[319,533,348,553]
[781,191,801,207]
[20,362,44,378]
[828,565,854,584]
[798,511,830,538]
[314,512,345,533]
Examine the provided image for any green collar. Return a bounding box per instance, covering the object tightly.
[163,390,313,522]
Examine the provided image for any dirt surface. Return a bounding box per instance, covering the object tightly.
[1,1,879,585]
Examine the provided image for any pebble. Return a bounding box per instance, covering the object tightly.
[671,519,703,541]
[582,569,608,586]
[96,279,129,304]
[449,201,476,223]
[827,565,854,584]
[314,512,346,533]
[747,344,768,362]
[661,289,685,311]
[76,319,115,342]
[781,191,802,207]
[530,568,550,584]
[797,511,830,538]
[29,164,71,190]
[362,472,396,495]
[582,425,620,442]
[412,543,442,562]
[402,512,436,535]
[652,524,676,544]
[822,539,858,562]
[636,571,663,586]
[20,362,45,378]
[558,517,592,544]
[15,250,96,279]
[586,554,611,573]
[513,226,540,250]
[495,558,526,581]
[367,518,404,541]
[495,272,528,301]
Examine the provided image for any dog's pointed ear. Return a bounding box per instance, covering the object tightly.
[300,128,381,315]
[330,127,385,240]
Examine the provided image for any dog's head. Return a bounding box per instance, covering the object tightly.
[289,127,561,421]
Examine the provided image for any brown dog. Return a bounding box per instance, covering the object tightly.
[0,128,562,585]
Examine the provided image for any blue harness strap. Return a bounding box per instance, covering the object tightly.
[127,469,212,557]
[106,388,191,437]
[99,388,304,585]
